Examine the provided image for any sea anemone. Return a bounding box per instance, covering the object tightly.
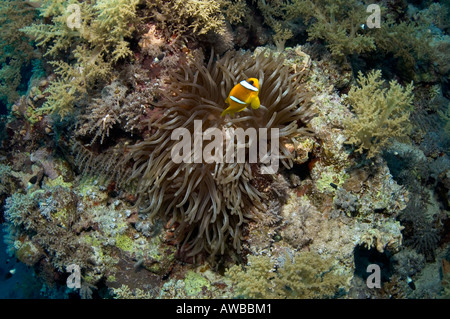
[122,49,314,263]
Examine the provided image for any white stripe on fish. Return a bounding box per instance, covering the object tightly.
[230,95,247,105]
[240,80,259,92]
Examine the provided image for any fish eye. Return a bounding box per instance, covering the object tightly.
[248,80,254,85]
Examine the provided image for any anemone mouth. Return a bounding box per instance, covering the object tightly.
[122,50,315,263]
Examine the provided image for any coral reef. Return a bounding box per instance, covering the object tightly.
[0,0,449,301]
[77,49,315,263]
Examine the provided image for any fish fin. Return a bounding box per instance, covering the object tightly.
[236,105,248,113]
[250,96,260,109]
[221,108,229,117]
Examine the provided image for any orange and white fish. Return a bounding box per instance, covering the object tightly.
[221,78,260,117]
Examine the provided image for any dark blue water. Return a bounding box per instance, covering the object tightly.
[0,226,42,299]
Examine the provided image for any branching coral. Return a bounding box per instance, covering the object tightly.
[22,0,139,60]
[0,0,36,106]
[222,0,249,26]
[272,21,294,52]
[40,46,112,118]
[21,0,139,117]
[372,18,436,81]
[146,0,229,36]
[76,84,124,145]
[256,0,375,58]
[75,80,155,145]
[255,0,439,82]
[226,252,346,298]
[91,0,140,62]
[343,70,414,158]
[287,0,375,58]
[113,49,314,263]
[142,0,250,55]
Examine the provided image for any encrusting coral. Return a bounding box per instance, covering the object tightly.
[3,184,93,272]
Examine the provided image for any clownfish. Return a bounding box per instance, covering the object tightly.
[221,78,260,117]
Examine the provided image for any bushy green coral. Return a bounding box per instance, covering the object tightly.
[272,21,293,51]
[288,0,375,58]
[91,0,140,62]
[256,0,375,58]
[22,0,138,60]
[226,252,346,298]
[21,0,79,57]
[222,0,249,25]
[146,0,238,36]
[0,0,36,106]
[21,0,139,117]
[343,70,414,158]
[372,19,435,81]
[39,46,112,118]
[256,0,437,75]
